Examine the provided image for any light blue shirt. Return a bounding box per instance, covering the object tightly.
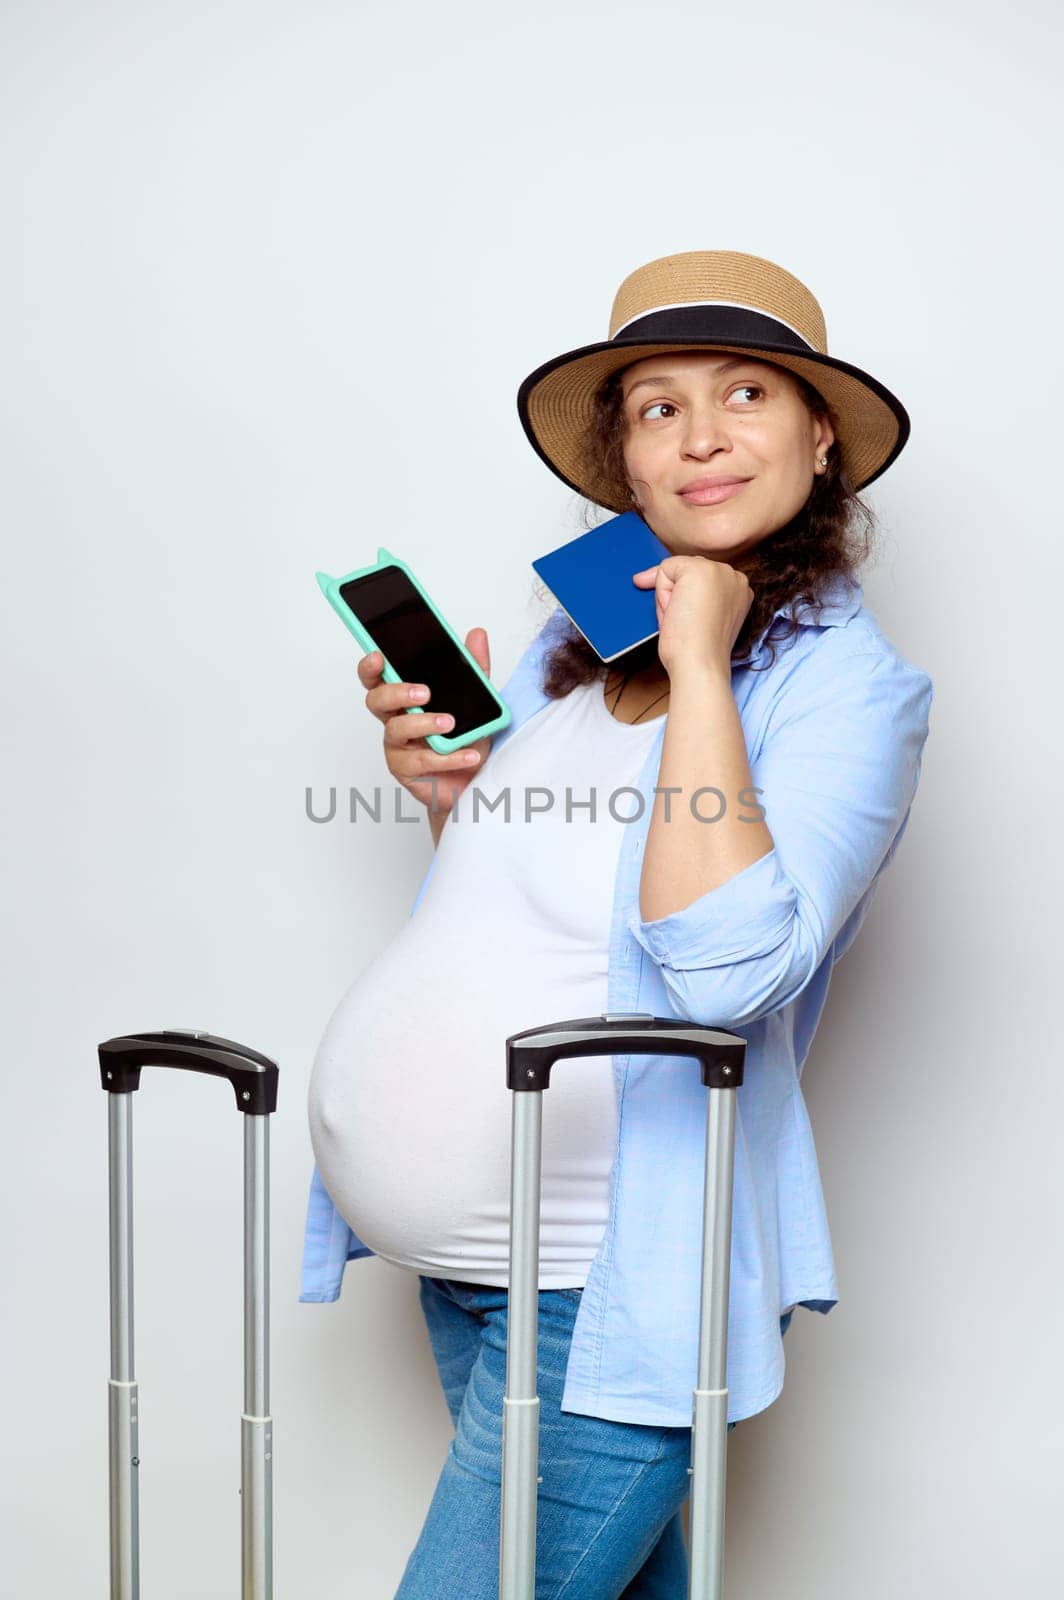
[299,574,933,1427]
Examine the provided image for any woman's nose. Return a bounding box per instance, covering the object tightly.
[680,407,731,456]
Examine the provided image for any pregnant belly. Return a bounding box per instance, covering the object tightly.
[307,923,619,1282]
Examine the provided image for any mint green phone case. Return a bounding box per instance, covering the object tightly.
[315,547,511,754]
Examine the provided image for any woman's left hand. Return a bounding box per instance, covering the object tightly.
[632,554,754,680]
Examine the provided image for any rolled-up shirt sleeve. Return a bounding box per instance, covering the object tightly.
[627,641,934,1029]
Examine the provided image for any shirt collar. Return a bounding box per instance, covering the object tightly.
[748,572,863,659]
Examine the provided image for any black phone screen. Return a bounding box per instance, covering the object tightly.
[339,566,501,738]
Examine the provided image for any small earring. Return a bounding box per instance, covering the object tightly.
[817,456,828,468]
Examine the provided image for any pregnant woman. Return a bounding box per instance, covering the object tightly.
[302,249,934,1598]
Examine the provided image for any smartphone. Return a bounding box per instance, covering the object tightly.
[315,547,511,753]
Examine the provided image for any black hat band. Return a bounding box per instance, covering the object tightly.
[612,303,816,353]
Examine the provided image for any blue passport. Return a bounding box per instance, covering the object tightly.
[531,512,671,663]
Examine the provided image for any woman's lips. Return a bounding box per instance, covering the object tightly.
[679,479,751,506]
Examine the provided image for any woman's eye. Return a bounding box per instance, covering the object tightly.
[640,385,762,421]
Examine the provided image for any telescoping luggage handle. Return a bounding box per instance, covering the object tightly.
[501,1014,746,1600]
[98,1030,279,1600]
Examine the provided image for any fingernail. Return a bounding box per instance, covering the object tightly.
[409,685,429,701]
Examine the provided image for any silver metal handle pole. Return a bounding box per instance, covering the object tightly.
[108,1091,140,1600]
[242,1112,273,1600]
[99,1030,278,1599]
[500,1015,745,1600]
[687,1086,738,1600]
[499,1090,543,1600]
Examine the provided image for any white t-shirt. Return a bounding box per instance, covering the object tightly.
[306,676,664,1287]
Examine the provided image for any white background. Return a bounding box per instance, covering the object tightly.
[3,1,1060,1594]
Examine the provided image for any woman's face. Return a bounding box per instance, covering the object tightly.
[618,349,835,563]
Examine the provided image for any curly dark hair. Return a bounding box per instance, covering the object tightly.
[539,359,880,700]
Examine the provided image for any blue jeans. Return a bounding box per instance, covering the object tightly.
[395,1277,795,1598]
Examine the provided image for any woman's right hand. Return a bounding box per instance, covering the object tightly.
[357,627,494,824]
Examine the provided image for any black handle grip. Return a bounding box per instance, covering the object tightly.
[98,1030,279,1114]
[506,1013,745,1092]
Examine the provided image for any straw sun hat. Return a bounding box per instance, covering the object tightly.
[516,249,910,512]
